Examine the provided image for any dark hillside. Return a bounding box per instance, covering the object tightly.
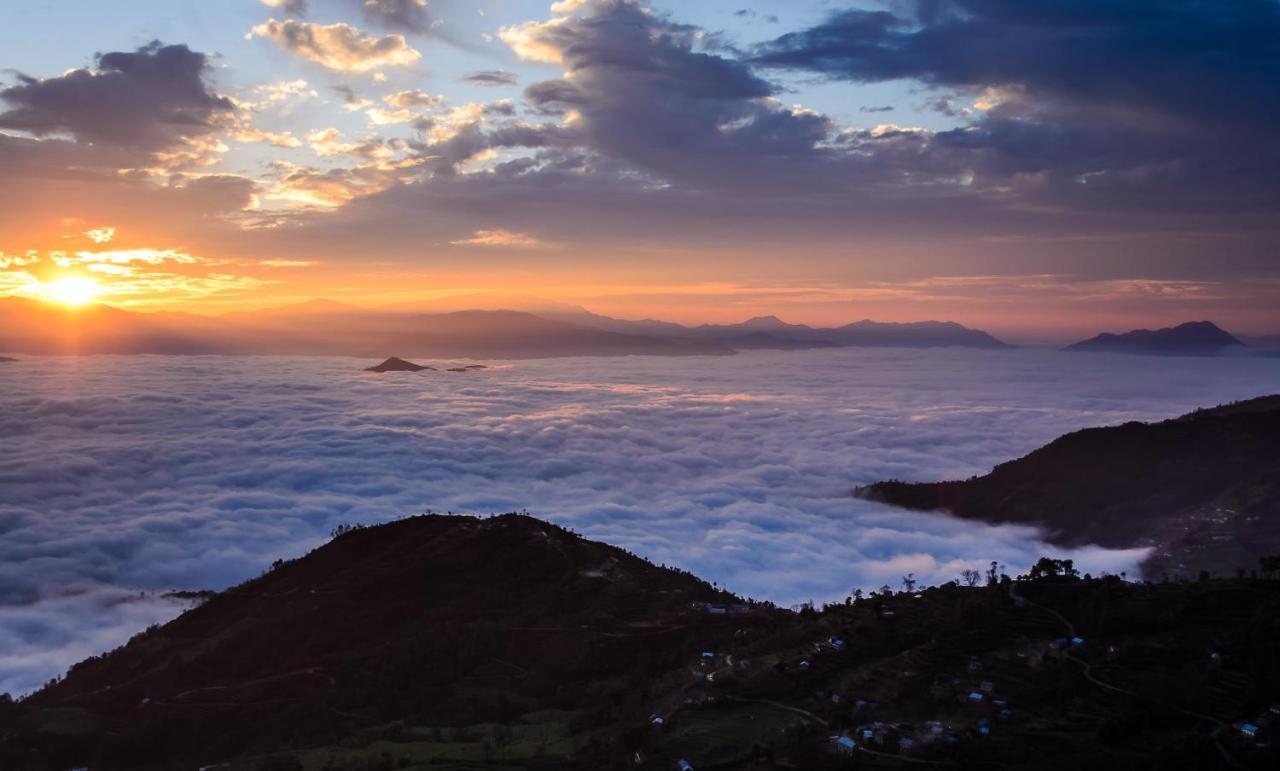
[856,396,1280,578]
[15,514,737,768]
[3,516,1280,770]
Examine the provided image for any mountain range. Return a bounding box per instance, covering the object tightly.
[0,296,1013,358]
[856,395,1280,579]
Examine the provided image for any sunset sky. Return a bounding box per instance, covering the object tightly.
[2,0,1277,341]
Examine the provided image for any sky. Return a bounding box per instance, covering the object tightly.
[8,346,1280,695]
[1,0,1278,341]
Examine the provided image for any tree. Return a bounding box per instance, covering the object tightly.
[1028,557,1080,581]
[901,573,917,592]
[961,569,981,587]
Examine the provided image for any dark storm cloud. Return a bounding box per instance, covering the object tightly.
[463,70,518,87]
[0,42,233,150]
[753,0,1280,133]
[504,0,837,190]
[743,0,1280,215]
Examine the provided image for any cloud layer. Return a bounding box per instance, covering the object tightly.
[3,348,1279,695]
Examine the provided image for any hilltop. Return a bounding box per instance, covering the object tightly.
[8,514,735,768]
[856,396,1280,578]
[2,515,1278,770]
[1064,321,1245,356]
[365,357,433,372]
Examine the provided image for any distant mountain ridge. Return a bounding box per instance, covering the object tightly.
[536,310,1011,350]
[0,295,1010,357]
[0,298,731,358]
[856,395,1280,578]
[1064,320,1245,356]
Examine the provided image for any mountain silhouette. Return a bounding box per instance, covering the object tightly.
[1064,321,1244,356]
[856,395,1280,577]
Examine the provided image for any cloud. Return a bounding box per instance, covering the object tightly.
[361,0,432,34]
[4,349,1280,695]
[264,159,411,207]
[463,70,518,87]
[83,227,115,244]
[449,229,549,248]
[383,90,442,109]
[750,0,1280,209]
[499,0,835,190]
[752,1,1280,134]
[258,259,318,268]
[0,42,233,151]
[261,0,307,16]
[232,127,303,148]
[248,19,422,72]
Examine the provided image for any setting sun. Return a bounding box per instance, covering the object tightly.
[44,276,100,307]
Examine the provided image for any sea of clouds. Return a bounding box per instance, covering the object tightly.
[2,347,1278,694]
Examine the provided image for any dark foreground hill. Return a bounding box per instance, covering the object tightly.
[856,396,1280,578]
[1064,321,1245,356]
[4,515,1280,770]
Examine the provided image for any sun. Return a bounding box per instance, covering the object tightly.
[44,276,101,308]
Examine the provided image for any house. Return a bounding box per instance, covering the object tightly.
[799,659,811,670]
[730,604,750,614]
[829,637,846,651]
[900,737,915,752]
[676,760,695,771]
[980,681,994,694]
[1070,636,1085,647]
[1238,723,1260,738]
[708,604,727,615]
[977,719,991,735]
[832,735,857,753]
[968,692,985,702]
[650,715,665,727]
[701,651,715,660]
